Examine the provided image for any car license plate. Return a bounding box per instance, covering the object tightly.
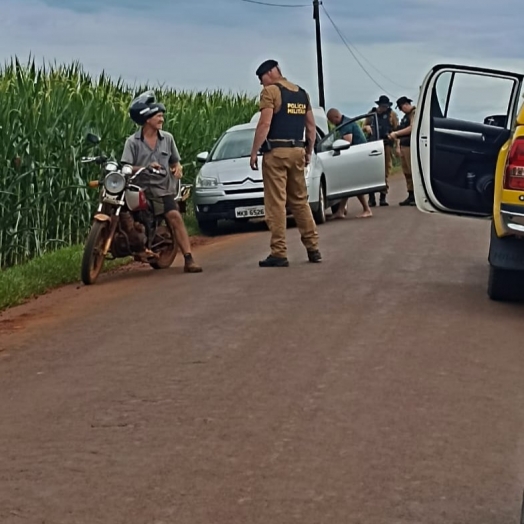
[235,205,265,218]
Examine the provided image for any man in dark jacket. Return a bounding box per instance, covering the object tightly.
[363,95,399,207]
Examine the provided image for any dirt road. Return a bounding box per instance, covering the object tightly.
[1,177,524,524]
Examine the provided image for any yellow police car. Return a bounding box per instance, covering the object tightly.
[411,63,524,301]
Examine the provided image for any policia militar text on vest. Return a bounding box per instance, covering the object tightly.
[259,84,308,153]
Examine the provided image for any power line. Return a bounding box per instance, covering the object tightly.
[326,23,411,90]
[321,5,395,97]
[240,0,309,7]
[241,0,325,105]
[325,16,412,90]
[349,53,411,91]
[241,0,411,100]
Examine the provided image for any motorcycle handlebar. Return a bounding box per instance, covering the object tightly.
[130,166,164,177]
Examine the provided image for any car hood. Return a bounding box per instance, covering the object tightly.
[201,158,263,184]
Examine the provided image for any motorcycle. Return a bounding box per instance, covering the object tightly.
[80,133,192,285]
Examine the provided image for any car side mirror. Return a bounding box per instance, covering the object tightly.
[86,133,101,145]
[332,139,351,153]
[483,114,507,127]
[196,152,209,163]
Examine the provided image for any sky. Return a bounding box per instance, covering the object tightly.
[2,0,524,120]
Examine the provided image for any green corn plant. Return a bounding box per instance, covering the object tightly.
[0,57,258,268]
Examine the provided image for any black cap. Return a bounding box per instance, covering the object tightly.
[396,96,413,108]
[374,95,392,106]
[256,59,279,78]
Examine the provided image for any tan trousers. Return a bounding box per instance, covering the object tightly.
[400,146,413,192]
[262,148,319,258]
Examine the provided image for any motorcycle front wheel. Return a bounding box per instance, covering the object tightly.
[81,221,109,285]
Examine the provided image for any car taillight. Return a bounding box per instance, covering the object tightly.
[505,136,524,190]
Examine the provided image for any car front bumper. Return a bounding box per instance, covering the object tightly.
[194,178,317,222]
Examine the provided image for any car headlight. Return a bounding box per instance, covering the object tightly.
[104,172,126,194]
[195,173,218,188]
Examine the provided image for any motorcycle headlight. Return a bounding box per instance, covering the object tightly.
[104,172,126,194]
[195,173,218,188]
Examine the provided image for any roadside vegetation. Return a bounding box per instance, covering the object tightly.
[0,57,258,269]
[0,215,201,312]
[0,57,257,310]
[0,57,401,312]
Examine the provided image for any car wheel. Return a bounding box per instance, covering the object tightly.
[197,219,218,236]
[487,265,524,302]
[312,181,326,224]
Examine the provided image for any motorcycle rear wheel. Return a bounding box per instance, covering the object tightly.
[150,220,178,270]
[81,221,109,285]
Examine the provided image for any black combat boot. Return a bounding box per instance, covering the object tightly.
[259,255,289,267]
[379,192,389,206]
[399,191,416,206]
[368,193,377,207]
[307,249,322,263]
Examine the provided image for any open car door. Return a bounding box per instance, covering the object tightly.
[412,64,523,217]
[316,112,386,199]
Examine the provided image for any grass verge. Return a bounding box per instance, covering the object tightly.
[184,211,200,237]
[0,212,202,313]
[0,245,131,312]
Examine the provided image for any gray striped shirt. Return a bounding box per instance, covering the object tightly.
[121,130,181,198]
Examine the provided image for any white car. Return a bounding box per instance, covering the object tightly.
[193,107,386,234]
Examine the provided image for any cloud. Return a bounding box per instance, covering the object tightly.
[1,0,523,122]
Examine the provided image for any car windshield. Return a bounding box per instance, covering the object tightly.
[210,128,255,161]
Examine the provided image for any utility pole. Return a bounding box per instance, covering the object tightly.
[312,0,325,109]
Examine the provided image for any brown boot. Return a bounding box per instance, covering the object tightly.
[183,253,203,273]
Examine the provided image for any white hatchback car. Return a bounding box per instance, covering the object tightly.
[193,107,386,233]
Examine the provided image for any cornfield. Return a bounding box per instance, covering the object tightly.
[0,57,258,268]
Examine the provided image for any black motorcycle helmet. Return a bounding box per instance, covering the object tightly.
[129,90,166,126]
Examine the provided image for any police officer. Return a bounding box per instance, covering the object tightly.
[389,96,416,206]
[363,95,399,207]
[250,59,321,267]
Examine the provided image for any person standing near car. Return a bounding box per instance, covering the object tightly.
[363,95,399,207]
[121,91,202,273]
[388,96,416,206]
[326,108,372,219]
[249,59,321,267]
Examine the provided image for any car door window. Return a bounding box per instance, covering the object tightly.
[317,130,336,153]
[362,112,380,142]
[314,129,325,150]
[435,71,516,125]
[317,113,375,153]
[426,68,521,215]
[354,112,379,145]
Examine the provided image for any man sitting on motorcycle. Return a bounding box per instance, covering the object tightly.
[121,92,202,273]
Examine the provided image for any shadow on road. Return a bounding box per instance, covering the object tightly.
[201,213,338,239]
